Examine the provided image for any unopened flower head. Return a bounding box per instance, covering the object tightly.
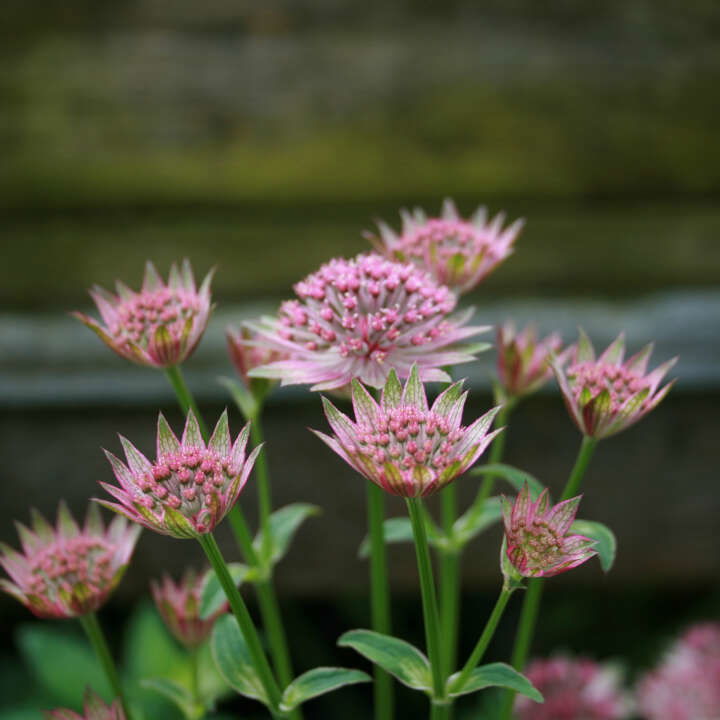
[515,655,631,720]
[0,502,140,619]
[151,568,226,648]
[554,330,676,439]
[247,253,488,391]
[226,326,287,394]
[73,260,213,368]
[368,198,522,294]
[314,364,501,497]
[497,323,567,398]
[502,483,596,578]
[44,688,126,720]
[99,410,260,538]
[637,622,720,720]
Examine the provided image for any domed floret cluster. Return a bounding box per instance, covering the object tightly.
[314,365,501,498]
[99,410,260,539]
[73,260,213,368]
[502,483,597,578]
[0,502,140,619]
[637,622,720,720]
[515,655,631,720]
[368,198,523,294]
[247,253,488,391]
[44,688,126,720]
[553,331,676,439]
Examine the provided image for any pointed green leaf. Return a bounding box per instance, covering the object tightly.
[571,520,617,572]
[447,662,543,702]
[254,503,321,566]
[452,497,503,547]
[358,517,414,558]
[470,464,545,500]
[280,667,371,712]
[338,629,432,692]
[141,677,204,720]
[200,563,254,620]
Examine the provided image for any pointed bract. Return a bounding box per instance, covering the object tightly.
[44,688,126,720]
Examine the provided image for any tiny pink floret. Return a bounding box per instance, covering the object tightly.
[44,688,126,720]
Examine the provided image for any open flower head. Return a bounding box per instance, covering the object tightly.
[368,198,523,294]
[44,688,126,720]
[314,365,501,497]
[515,656,631,720]
[554,330,676,439]
[151,568,227,648]
[502,483,596,578]
[0,502,140,619]
[247,252,488,391]
[73,260,213,368]
[99,410,260,539]
[497,323,568,399]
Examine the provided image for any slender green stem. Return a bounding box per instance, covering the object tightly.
[198,533,283,717]
[250,414,273,565]
[79,612,131,719]
[431,702,451,720]
[406,498,446,702]
[439,485,460,679]
[560,435,598,501]
[256,579,295,689]
[189,646,200,707]
[164,365,209,438]
[473,400,514,509]
[368,481,393,720]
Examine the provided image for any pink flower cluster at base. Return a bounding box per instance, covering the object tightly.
[44,689,125,720]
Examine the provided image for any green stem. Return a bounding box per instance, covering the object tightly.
[439,485,460,679]
[431,702,451,720]
[79,612,131,719]
[256,578,295,691]
[367,481,393,720]
[473,400,514,509]
[189,646,200,707]
[250,414,273,565]
[406,498,446,702]
[560,435,598,501]
[198,533,283,717]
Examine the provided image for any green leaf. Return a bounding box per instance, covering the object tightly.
[470,463,545,500]
[447,662,543,702]
[254,503,320,566]
[571,519,617,572]
[141,678,204,720]
[337,630,432,692]
[452,497,503,547]
[200,563,253,620]
[358,517,413,558]
[211,615,268,705]
[279,667,371,712]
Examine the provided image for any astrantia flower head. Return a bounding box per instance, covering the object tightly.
[502,483,596,578]
[73,260,213,368]
[44,688,126,720]
[369,198,523,294]
[247,252,488,391]
[0,502,140,619]
[313,365,501,497]
[151,568,226,648]
[554,330,676,440]
[515,656,631,720]
[99,410,260,539]
[226,326,286,396]
[497,323,568,399]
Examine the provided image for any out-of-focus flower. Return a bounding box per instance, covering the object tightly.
[226,326,286,397]
[73,260,213,368]
[496,323,568,399]
[637,622,720,720]
[502,483,596,578]
[44,688,126,720]
[99,410,260,539]
[368,198,522,294]
[313,364,500,497]
[0,503,139,619]
[151,568,226,648]
[247,253,488,391]
[515,655,631,720]
[553,330,676,439]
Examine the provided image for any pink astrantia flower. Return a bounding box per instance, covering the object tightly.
[98,410,260,538]
[515,656,631,720]
[637,623,720,720]
[0,503,140,619]
[247,253,488,391]
[44,688,126,720]
[73,260,213,368]
[226,326,287,394]
[151,568,227,648]
[368,198,523,294]
[502,483,596,578]
[553,330,676,440]
[313,364,501,497]
[497,323,568,399]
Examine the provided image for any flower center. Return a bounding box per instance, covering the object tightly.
[511,518,564,570]
[403,218,492,259]
[568,362,648,409]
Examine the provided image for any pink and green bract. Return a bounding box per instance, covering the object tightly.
[314,365,501,497]
[44,688,126,720]
[99,410,260,538]
[226,325,287,395]
[369,198,523,294]
[73,260,213,368]
[502,483,596,578]
[0,502,140,619]
[151,568,227,649]
[247,252,488,391]
[553,330,676,439]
